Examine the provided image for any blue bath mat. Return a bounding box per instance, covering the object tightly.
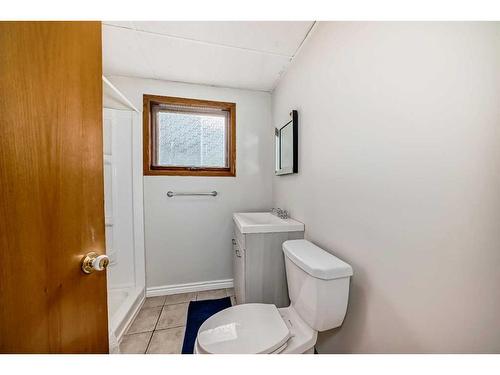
[182,296,232,354]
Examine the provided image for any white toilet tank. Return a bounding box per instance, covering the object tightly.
[283,239,353,332]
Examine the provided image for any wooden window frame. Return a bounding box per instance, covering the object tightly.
[143,94,236,177]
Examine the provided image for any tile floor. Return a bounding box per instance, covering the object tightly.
[119,288,235,354]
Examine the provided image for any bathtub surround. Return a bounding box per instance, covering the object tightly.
[107,76,273,294]
[271,22,500,353]
[103,109,146,341]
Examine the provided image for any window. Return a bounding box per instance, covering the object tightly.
[143,95,236,176]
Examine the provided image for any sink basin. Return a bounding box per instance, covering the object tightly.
[233,212,304,234]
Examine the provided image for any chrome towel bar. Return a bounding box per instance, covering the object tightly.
[166,191,218,197]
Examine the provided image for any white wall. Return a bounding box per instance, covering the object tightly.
[107,76,273,292]
[272,22,500,353]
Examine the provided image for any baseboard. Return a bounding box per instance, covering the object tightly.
[146,278,234,297]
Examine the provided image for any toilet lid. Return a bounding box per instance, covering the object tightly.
[197,303,290,354]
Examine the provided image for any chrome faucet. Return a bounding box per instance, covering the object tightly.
[271,207,289,219]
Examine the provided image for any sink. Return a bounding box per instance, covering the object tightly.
[233,212,305,234]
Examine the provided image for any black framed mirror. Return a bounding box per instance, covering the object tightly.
[275,110,298,175]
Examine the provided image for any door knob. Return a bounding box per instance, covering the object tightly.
[81,252,109,274]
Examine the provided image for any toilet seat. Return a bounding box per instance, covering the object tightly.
[196,303,290,354]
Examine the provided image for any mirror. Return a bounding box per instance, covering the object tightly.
[275,110,298,175]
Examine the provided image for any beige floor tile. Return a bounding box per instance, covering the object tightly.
[165,292,196,305]
[231,296,236,306]
[119,332,152,354]
[127,306,162,334]
[226,288,235,297]
[142,296,166,309]
[156,303,188,330]
[196,289,227,301]
[146,327,185,354]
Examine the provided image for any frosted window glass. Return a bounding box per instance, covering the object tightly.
[156,111,227,168]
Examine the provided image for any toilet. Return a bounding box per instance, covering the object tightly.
[194,239,353,354]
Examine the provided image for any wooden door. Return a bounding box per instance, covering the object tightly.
[0,22,108,353]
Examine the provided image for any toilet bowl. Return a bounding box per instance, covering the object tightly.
[194,239,353,354]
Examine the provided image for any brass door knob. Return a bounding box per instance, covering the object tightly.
[81,252,109,274]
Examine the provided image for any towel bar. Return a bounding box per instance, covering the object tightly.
[166,191,218,197]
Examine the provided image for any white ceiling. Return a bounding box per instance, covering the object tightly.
[102,21,315,92]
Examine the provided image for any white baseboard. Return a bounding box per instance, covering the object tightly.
[146,278,234,297]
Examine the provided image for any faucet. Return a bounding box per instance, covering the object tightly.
[270,207,289,219]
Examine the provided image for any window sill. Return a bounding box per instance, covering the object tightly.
[143,167,236,177]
